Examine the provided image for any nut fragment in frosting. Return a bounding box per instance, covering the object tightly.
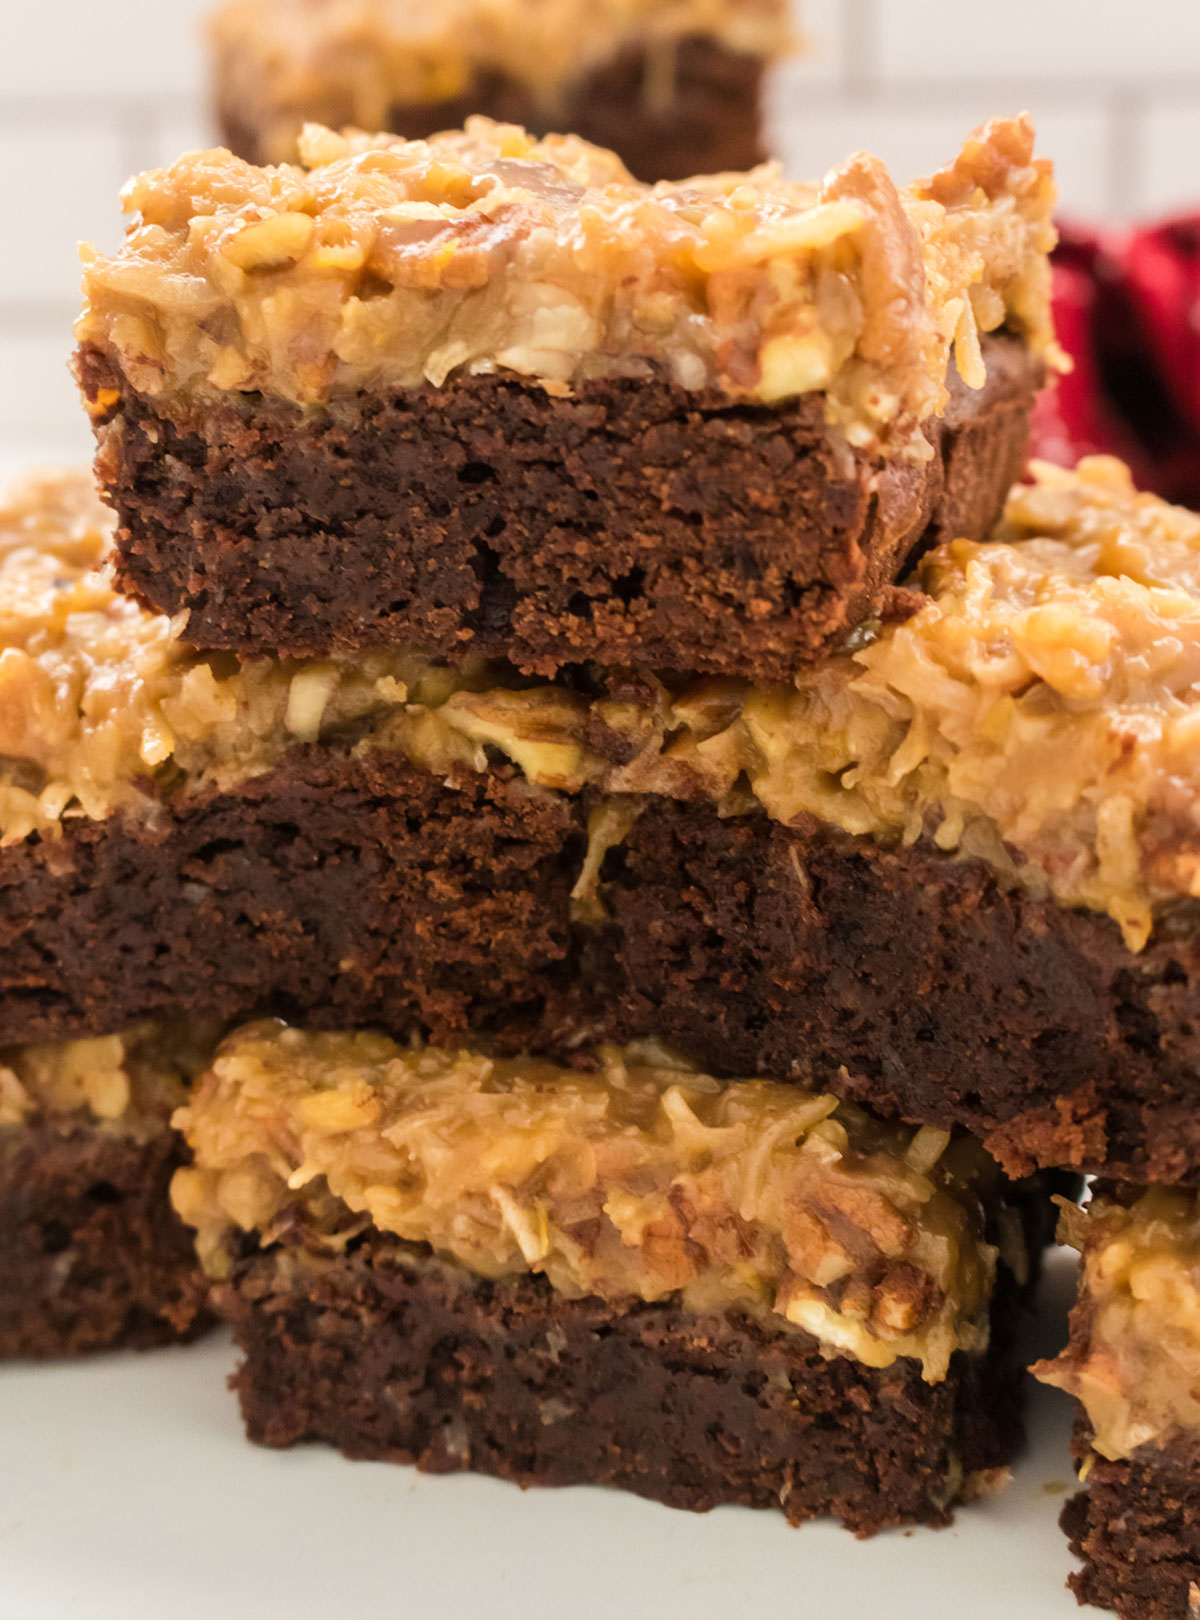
[77,113,1057,455]
[172,1022,1004,1380]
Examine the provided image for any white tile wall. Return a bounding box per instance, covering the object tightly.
[0,125,128,306]
[0,3,212,99]
[876,0,1200,85]
[774,0,845,87]
[1141,99,1200,217]
[0,0,213,456]
[0,329,91,453]
[3,0,1200,453]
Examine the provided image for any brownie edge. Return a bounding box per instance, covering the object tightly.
[79,333,1038,679]
[0,1122,209,1358]
[1062,1422,1200,1620]
[0,749,582,1049]
[218,1237,1029,1536]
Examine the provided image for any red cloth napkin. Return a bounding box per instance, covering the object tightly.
[1031,218,1200,508]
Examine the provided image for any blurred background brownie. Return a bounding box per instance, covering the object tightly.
[209,0,792,181]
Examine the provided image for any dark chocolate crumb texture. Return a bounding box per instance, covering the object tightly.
[75,115,1056,675]
[0,1024,216,1358]
[1058,1427,1200,1620]
[79,333,1037,678]
[220,1243,1027,1536]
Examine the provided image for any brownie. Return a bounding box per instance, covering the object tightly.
[79,332,1038,678]
[1036,1185,1200,1616]
[597,803,1200,1184]
[0,750,583,1048]
[1060,1424,1200,1620]
[76,115,1056,676]
[4,751,1200,1181]
[0,1120,208,1358]
[219,34,771,184]
[216,1236,1031,1536]
[177,1023,1059,1534]
[4,753,1200,1182]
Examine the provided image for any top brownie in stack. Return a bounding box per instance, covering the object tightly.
[75,114,1054,678]
[209,0,792,182]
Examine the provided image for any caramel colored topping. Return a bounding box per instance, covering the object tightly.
[172,1022,1002,1380]
[1035,1188,1200,1460]
[383,459,1200,947]
[6,460,1195,949]
[0,468,494,844]
[211,0,792,166]
[77,113,1056,454]
[0,1022,220,1135]
[0,468,178,840]
[752,456,1200,951]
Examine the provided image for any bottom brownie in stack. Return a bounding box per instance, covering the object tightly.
[0,1023,215,1356]
[171,1021,1062,1533]
[1037,1188,1200,1618]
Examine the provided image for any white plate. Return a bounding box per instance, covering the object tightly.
[0,1252,1095,1619]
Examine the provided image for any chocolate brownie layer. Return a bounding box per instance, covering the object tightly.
[220,35,768,183]
[0,750,580,1048]
[0,1122,208,1357]
[79,333,1037,678]
[1061,1423,1200,1620]
[216,1234,1030,1536]
[600,803,1200,1183]
[3,754,1200,1179]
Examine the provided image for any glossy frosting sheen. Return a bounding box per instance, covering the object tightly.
[173,1023,1004,1379]
[77,114,1056,455]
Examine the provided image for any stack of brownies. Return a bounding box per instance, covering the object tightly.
[5,8,1200,1607]
[3,103,1066,1535]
